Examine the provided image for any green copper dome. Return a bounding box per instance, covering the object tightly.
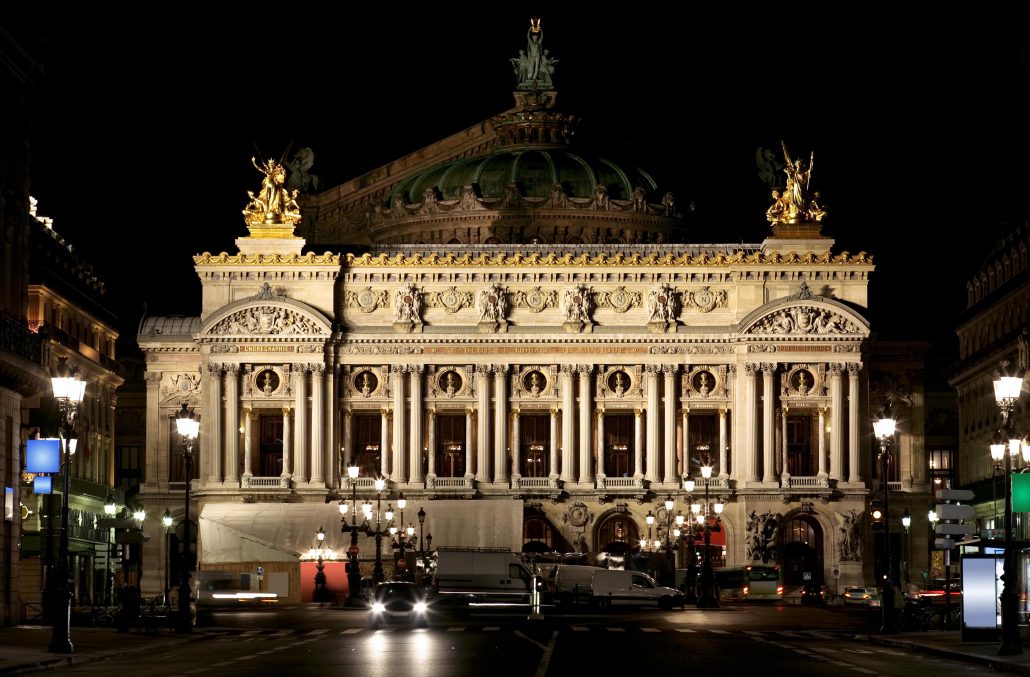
[386,149,658,205]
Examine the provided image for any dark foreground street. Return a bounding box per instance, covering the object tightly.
[24,603,1003,677]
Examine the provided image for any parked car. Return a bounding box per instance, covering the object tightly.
[799,583,826,605]
[843,586,880,607]
[911,582,962,607]
[369,582,429,628]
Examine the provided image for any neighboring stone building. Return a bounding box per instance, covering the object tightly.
[136,28,931,603]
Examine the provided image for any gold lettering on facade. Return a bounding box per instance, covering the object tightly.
[239,345,297,352]
[424,345,650,355]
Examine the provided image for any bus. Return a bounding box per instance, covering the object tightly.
[713,565,783,602]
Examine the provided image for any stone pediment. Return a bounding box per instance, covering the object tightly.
[738,284,869,338]
[197,292,331,342]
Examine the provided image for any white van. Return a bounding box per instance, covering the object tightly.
[432,547,536,605]
[591,569,685,610]
[552,564,602,606]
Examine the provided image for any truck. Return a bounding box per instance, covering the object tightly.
[552,564,604,607]
[590,569,685,610]
[431,547,537,605]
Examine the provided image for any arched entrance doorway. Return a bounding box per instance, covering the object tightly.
[596,513,641,554]
[522,509,569,553]
[780,514,823,586]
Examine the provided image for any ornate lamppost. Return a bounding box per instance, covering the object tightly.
[162,509,173,606]
[663,495,675,587]
[313,527,328,604]
[103,494,118,607]
[47,357,86,654]
[993,363,1025,655]
[371,478,387,584]
[396,494,410,581]
[901,509,911,586]
[339,465,366,607]
[873,404,898,634]
[417,506,427,577]
[696,461,723,608]
[174,402,199,633]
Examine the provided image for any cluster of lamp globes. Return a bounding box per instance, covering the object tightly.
[336,469,416,541]
[643,463,723,551]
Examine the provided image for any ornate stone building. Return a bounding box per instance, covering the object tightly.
[136,28,929,602]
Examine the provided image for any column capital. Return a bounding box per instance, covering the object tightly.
[634,408,643,418]
[207,363,223,376]
[475,364,493,375]
[465,407,477,417]
[760,362,777,374]
[596,409,605,419]
[727,364,737,375]
[560,364,577,375]
[225,363,240,376]
[281,406,292,416]
[846,362,863,375]
[512,409,521,419]
[660,364,679,375]
[577,364,593,376]
[743,362,761,375]
[549,408,559,417]
[144,371,162,386]
[644,364,661,374]
[828,362,846,375]
[343,408,352,419]
[311,363,325,375]
[408,364,425,375]
[492,364,510,375]
[719,408,727,418]
[242,407,252,417]
[427,409,436,419]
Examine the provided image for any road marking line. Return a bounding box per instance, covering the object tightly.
[308,629,330,635]
[778,631,801,637]
[743,630,763,635]
[484,626,500,632]
[607,627,626,632]
[571,626,589,632]
[447,627,465,632]
[810,647,835,653]
[807,631,837,638]
[533,631,559,677]
[851,669,878,675]
[641,628,660,633]
[676,628,697,633]
[514,630,547,651]
[341,628,362,634]
[710,629,731,635]
[843,648,873,654]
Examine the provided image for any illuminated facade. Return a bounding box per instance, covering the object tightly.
[137,30,932,603]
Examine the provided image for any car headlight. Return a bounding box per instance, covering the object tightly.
[372,602,385,614]
[414,602,427,613]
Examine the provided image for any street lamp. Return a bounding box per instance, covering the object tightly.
[162,509,173,606]
[313,527,328,604]
[339,465,366,607]
[696,461,722,608]
[644,511,655,553]
[174,402,199,633]
[901,509,911,586]
[663,495,675,586]
[396,494,409,581]
[993,363,1025,656]
[873,404,898,634]
[372,478,387,584]
[48,357,86,654]
[104,493,118,607]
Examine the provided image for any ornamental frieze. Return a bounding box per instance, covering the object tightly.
[339,346,424,355]
[593,286,641,313]
[749,306,860,335]
[683,286,727,313]
[344,287,389,313]
[194,252,341,265]
[424,287,475,314]
[159,372,200,405]
[649,345,732,354]
[511,287,558,313]
[209,306,325,336]
[343,250,873,267]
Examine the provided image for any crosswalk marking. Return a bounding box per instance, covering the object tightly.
[641,628,660,633]
[710,629,731,635]
[607,627,626,632]
[676,628,697,633]
[308,628,329,635]
[777,631,801,637]
[446,626,465,632]
[571,626,589,632]
[341,628,362,634]
[484,626,500,632]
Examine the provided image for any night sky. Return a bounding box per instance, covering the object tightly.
[22,9,1030,356]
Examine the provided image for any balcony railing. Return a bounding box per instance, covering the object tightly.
[0,311,42,364]
[242,476,289,489]
[783,475,830,489]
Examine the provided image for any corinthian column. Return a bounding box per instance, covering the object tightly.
[380,408,390,477]
[762,363,775,484]
[511,409,521,478]
[410,365,424,483]
[633,409,643,478]
[205,363,223,484]
[718,408,728,478]
[494,365,509,483]
[144,372,160,488]
[645,365,660,482]
[578,365,592,484]
[293,366,307,482]
[663,366,677,483]
[549,407,559,478]
[560,365,575,482]
[427,409,437,477]
[596,409,606,477]
[281,407,292,478]
[847,363,863,483]
[818,407,827,477]
[310,364,325,486]
[476,365,491,482]
[829,363,844,481]
[744,363,759,483]
[392,366,407,483]
[465,408,475,479]
[242,407,253,478]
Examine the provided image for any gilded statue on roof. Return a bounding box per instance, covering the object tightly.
[243,157,302,226]
[766,142,827,226]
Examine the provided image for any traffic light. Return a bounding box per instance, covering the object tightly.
[870,500,884,530]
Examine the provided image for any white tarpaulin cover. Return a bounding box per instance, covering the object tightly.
[199,500,523,564]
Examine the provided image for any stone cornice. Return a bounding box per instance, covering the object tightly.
[343,250,873,268]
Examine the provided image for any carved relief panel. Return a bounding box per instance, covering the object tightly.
[159,372,201,406]
[245,365,291,399]
[342,366,388,398]
[596,366,643,399]
[427,366,474,398]
[682,365,729,399]
[512,365,559,399]
[780,363,827,398]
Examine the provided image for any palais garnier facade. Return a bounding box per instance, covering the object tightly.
[136,25,929,602]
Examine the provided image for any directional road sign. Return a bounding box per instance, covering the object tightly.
[937,489,975,501]
[935,523,973,535]
[935,503,975,520]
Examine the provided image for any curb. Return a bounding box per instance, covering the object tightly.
[0,632,213,676]
[862,634,1030,675]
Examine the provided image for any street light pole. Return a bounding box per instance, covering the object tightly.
[874,404,898,635]
[313,526,327,604]
[417,506,427,582]
[994,364,1024,656]
[175,403,199,634]
[48,357,85,654]
[397,494,408,581]
[663,495,675,587]
[340,465,364,607]
[162,509,173,606]
[697,462,721,608]
[901,509,911,587]
[372,478,386,584]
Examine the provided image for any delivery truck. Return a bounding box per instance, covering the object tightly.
[431,547,537,605]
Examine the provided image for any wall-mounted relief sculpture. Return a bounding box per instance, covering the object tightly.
[159,372,201,406]
[477,284,508,333]
[593,286,641,314]
[423,286,474,314]
[681,365,729,399]
[562,284,593,333]
[781,364,825,398]
[751,305,860,335]
[393,283,423,333]
[250,367,285,398]
[684,286,727,313]
[345,367,386,398]
[596,366,642,399]
[512,366,559,399]
[511,286,558,313]
[344,286,389,313]
[428,366,472,398]
[646,283,678,333]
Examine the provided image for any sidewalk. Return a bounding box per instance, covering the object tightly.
[0,625,211,675]
[3,622,1030,675]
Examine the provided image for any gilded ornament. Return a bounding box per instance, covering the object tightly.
[242,157,302,228]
